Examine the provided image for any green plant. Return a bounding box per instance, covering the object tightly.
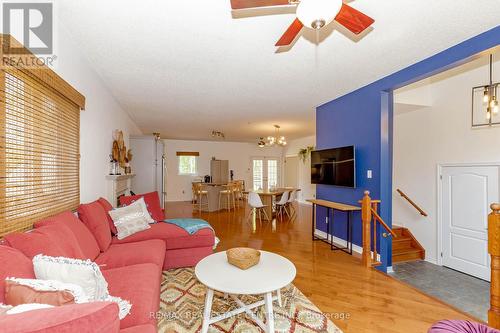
[298,146,315,163]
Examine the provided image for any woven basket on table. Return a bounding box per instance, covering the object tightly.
[226,248,261,270]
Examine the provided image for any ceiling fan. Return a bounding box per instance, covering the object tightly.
[230,0,374,47]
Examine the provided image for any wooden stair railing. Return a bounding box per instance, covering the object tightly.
[396,189,428,217]
[489,203,500,329]
[361,191,397,268]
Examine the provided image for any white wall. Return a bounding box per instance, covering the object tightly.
[393,53,500,263]
[55,27,142,202]
[284,136,316,203]
[164,140,284,201]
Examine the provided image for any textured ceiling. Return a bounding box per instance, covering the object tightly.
[58,0,500,142]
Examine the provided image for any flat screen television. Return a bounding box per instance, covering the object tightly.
[311,146,356,187]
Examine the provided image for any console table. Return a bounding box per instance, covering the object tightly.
[307,199,361,254]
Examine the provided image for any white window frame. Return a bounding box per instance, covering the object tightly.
[178,155,198,176]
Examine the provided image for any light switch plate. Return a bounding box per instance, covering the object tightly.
[367,170,373,179]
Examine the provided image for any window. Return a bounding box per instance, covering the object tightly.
[177,152,199,175]
[0,35,85,236]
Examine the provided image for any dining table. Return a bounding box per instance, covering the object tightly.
[244,188,301,221]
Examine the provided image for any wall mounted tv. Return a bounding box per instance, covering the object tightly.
[311,146,356,187]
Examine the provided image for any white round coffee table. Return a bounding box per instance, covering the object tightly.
[195,250,296,333]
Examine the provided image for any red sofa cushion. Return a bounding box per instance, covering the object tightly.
[103,263,161,329]
[120,324,157,333]
[0,245,35,303]
[96,239,166,271]
[78,201,112,252]
[4,224,85,259]
[0,302,120,333]
[97,197,118,235]
[163,246,213,270]
[111,222,214,250]
[35,211,100,260]
[119,192,164,221]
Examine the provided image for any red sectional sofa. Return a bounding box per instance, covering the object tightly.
[0,197,215,332]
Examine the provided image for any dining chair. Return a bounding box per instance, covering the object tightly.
[247,192,269,222]
[286,190,297,218]
[275,191,290,220]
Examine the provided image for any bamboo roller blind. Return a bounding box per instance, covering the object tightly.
[176,152,200,156]
[0,35,85,236]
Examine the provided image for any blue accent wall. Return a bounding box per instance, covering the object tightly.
[315,26,500,272]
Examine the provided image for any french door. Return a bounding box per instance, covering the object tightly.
[251,157,280,191]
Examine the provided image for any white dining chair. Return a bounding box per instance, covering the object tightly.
[275,191,290,220]
[286,190,297,218]
[247,192,269,222]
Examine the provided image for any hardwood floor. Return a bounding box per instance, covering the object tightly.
[165,201,475,333]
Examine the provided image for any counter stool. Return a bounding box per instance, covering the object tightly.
[193,183,209,213]
[219,184,235,211]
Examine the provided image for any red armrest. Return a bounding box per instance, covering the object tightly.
[0,302,120,333]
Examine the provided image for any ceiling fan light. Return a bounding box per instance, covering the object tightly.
[296,0,343,29]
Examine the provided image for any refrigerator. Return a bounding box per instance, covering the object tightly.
[129,135,166,208]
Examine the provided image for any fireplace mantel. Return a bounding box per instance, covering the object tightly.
[105,174,135,207]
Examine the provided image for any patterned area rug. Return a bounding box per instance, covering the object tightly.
[158,268,342,333]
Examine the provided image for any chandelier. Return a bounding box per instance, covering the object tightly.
[472,54,499,127]
[259,125,287,147]
[483,54,499,121]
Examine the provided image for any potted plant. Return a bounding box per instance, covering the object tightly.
[298,146,314,163]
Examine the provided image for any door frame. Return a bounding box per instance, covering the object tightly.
[436,162,500,266]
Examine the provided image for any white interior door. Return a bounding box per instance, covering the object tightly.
[441,165,499,281]
[251,157,280,191]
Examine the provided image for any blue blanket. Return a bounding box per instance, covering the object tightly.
[162,218,213,235]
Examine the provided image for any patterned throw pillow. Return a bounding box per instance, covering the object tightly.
[32,255,131,319]
[109,198,152,240]
[4,277,88,306]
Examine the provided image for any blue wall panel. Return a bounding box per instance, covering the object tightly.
[315,26,500,272]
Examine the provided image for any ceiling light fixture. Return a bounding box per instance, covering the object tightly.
[258,125,287,147]
[296,0,343,30]
[484,54,498,122]
[211,130,225,139]
[472,54,499,127]
[258,138,266,148]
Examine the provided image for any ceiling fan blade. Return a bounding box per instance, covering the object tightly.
[275,18,303,46]
[231,0,293,10]
[334,3,374,35]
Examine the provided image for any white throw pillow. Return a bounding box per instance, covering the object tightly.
[33,255,108,301]
[6,303,53,314]
[109,197,152,240]
[0,303,13,315]
[32,255,132,319]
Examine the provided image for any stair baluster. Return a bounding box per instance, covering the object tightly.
[488,203,500,329]
[361,191,396,268]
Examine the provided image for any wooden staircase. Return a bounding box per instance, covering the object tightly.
[392,226,425,263]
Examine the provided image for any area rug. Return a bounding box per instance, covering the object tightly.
[158,268,342,333]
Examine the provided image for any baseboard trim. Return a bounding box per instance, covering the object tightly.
[314,229,382,262]
[314,229,363,255]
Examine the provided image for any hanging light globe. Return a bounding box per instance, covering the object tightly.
[296,0,343,30]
